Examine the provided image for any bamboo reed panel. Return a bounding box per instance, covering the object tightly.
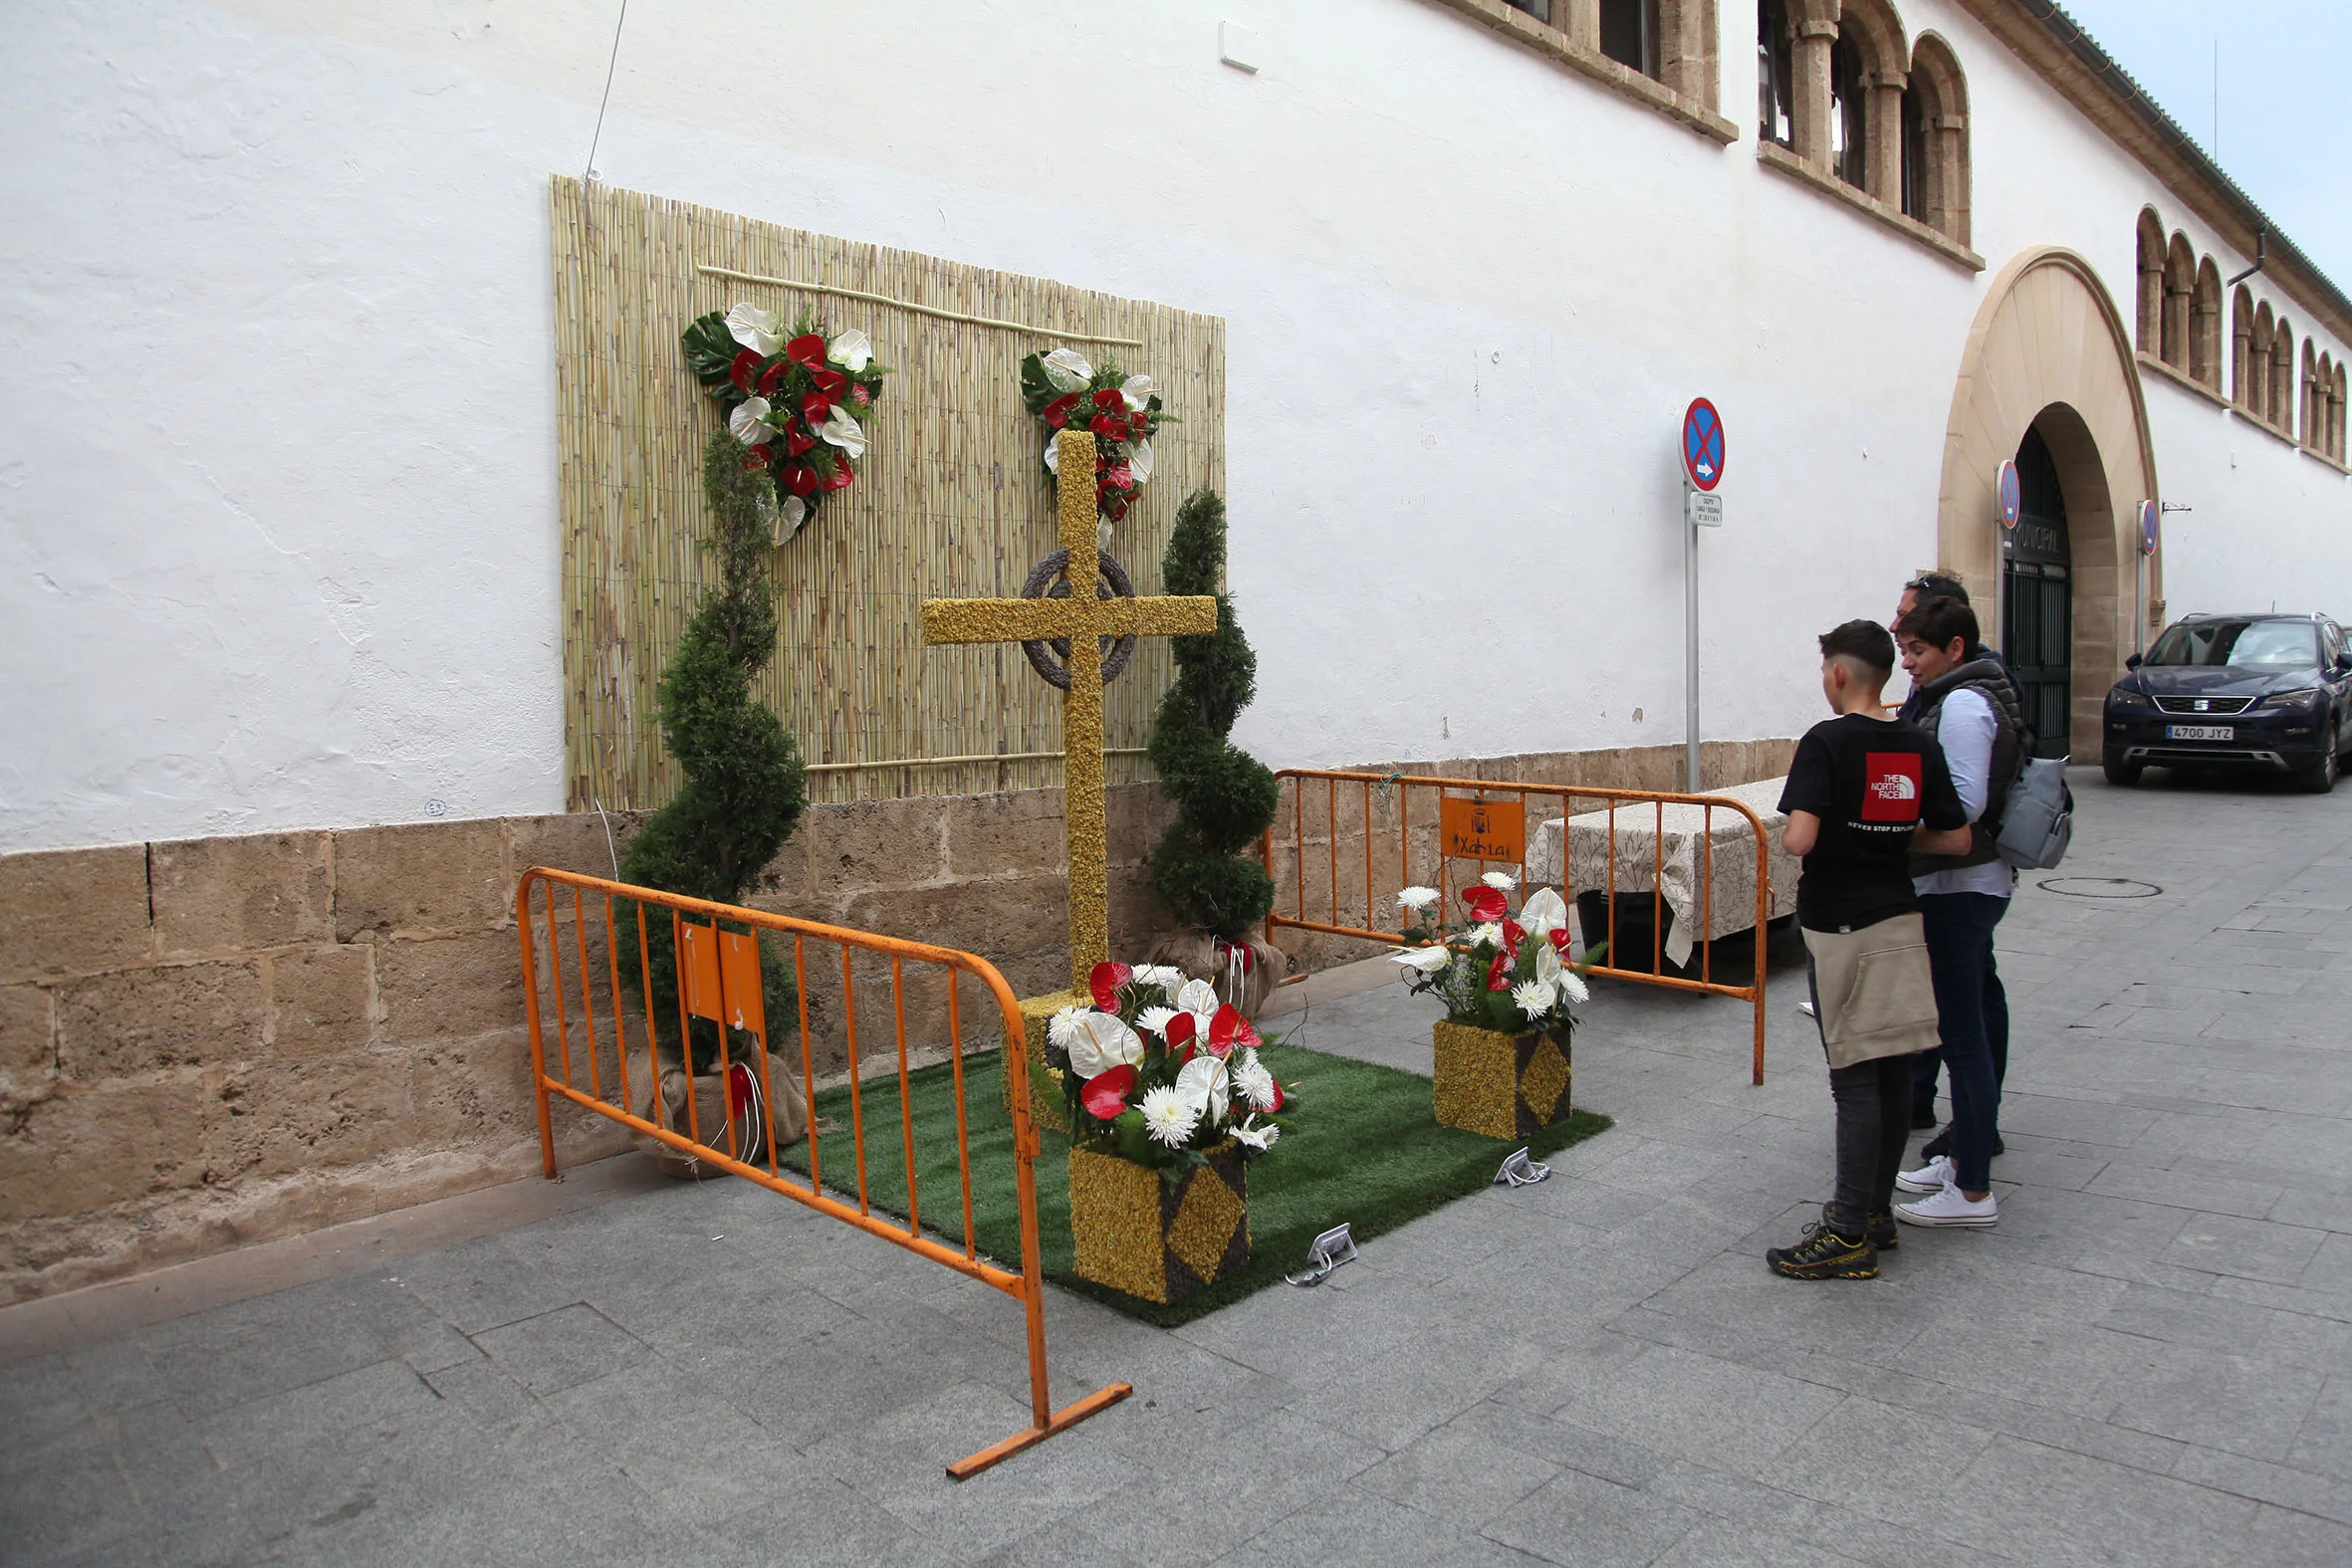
[549,176,1228,810]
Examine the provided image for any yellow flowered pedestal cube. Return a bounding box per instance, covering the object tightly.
[1068,1140,1252,1304]
[1002,990,1076,1134]
[1432,1018,1573,1141]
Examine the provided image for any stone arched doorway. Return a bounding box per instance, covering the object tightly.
[1938,248,2161,757]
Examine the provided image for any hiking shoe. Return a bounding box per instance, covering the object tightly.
[1918,1127,2004,1161]
[1822,1204,1899,1251]
[1895,1154,1955,1195]
[1896,1185,1999,1228]
[1767,1222,1877,1279]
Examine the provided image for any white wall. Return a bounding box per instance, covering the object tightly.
[5,0,2348,853]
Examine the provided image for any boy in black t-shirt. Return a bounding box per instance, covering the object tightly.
[1767,621,1970,1280]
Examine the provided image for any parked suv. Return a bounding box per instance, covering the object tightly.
[2104,613,2352,791]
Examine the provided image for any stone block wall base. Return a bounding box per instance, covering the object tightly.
[1067,1140,1250,1305]
[1432,1018,1573,1141]
[1007,991,1076,1135]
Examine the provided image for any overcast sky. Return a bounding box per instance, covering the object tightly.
[2050,1,2352,295]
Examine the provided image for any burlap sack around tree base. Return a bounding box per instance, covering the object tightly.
[631,1050,808,1180]
[1143,928,1291,1018]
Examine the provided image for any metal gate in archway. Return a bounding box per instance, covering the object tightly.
[2004,424,2073,757]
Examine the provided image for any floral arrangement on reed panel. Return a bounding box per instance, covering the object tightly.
[1020,347,1174,528]
[1046,962,1294,1171]
[681,303,890,543]
[1388,873,1596,1035]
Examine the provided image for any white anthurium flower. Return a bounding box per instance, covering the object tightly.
[1534,940,1562,988]
[1096,519,1113,553]
[1175,1053,1231,1123]
[1042,436,1058,474]
[1041,346,1093,391]
[1397,885,1440,912]
[1388,945,1450,976]
[776,493,807,541]
[828,328,872,371]
[725,302,783,356]
[1120,372,1155,409]
[1519,887,1567,941]
[1135,1005,1179,1036]
[1556,969,1590,1005]
[1140,1086,1199,1148]
[1232,1114,1280,1152]
[818,404,866,458]
[1171,977,1220,1021]
[1047,1006,1086,1050]
[1231,1048,1279,1112]
[729,397,778,445]
[1481,870,1519,891]
[1468,922,1503,950]
[1127,437,1152,487]
[1066,1011,1144,1079]
[1511,979,1555,1018]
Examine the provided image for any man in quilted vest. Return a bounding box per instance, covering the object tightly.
[1889,596,2023,1228]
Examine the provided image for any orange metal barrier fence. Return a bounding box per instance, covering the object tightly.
[515,866,1130,1478]
[1260,772,1774,1084]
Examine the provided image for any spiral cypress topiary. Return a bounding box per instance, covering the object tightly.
[1147,487,1279,943]
[616,427,808,1068]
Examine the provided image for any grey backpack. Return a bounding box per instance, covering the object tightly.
[1995,755,2073,870]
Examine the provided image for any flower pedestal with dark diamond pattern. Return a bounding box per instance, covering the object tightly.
[1432,1018,1572,1141]
[1068,1140,1251,1304]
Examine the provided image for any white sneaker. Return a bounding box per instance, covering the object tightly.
[1894,1154,1954,1195]
[1895,1184,1998,1228]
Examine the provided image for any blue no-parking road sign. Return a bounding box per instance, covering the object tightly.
[1997,459,2021,531]
[2140,500,2161,557]
[1681,398,1724,492]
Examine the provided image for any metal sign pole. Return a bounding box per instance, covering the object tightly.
[1685,486,1701,792]
[1676,398,1723,796]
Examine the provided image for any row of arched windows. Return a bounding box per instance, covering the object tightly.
[1499,1,1722,106]
[2138,207,2350,462]
[1757,1,1971,247]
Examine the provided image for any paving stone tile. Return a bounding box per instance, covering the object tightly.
[1223,1489,1546,1568]
[1481,1466,1704,1567]
[2160,1214,2330,1283]
[2290,1373,2352,1479]
[1545,1344,1844,1479]
[1352,1419,1561,1528]
[1761,1394,1999,1510]
[471,1303,649,1397]
[2102,1340,2321,1460]
[2171,1444,2352,1525]
[1895,1434,2258,1566]
[2086,1162,2287,1219]
[2242,1501,2352,1567]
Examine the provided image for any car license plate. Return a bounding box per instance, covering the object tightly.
[2167,724,2234,741]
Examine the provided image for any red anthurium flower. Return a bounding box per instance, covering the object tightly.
[739,446,771,473]
[1265,1078,1285,1111]
[1464,886,1509,923]
[851,384,870,406]
[1163,1010,1196,1053]
[1109,498,1130,522]
[801,392,832,425]
[1044,392,1080,429]
[1501,919,1526,952]
[1129,410,1150,437]
[784,425,817,457]
[1092,387,1126,412]
[786,334,827,368]
[1080,1063,1138,1121]
[730,349,761,393]
[1235,1017,1262,1048]
[1486,951,1514,991]
[1090,414,1126,441]
[1105,464,1134,490]
[783,465,820,498]
[1549,928,1573,954]
[1207,1003,1247,1057]
[822,464,855,491]
[757,359,789,396]
[1089,961,1134,1010]
[811,367,847,399]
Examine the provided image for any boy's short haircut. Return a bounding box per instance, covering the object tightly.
[1903,570,1971,604]
[1896,595,1980,651]
[1818,619,1897,679]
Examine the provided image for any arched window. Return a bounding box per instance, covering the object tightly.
[2335,363,2348,461]
[2303,340,2320,447]
[1757,0,1795,146]
[1830,32,1867,187]
[1904,35,1969,244]
[1832,0,1907,204]
[2135,210,2166,353]
[2193,258,2223,391]
[2272,319,2296,435]
[2161,233,2196,371]
[1505,1,1719,105]
[2251,303,2276,423]
[1598,0,1661,75]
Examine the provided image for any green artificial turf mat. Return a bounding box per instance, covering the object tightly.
[776,1041,1609,1327]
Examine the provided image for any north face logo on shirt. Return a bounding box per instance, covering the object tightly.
[1861,754,1923,822]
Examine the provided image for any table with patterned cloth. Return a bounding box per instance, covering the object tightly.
[1525,777,1799,968]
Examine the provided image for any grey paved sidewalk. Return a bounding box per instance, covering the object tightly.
[7,770,2352,1565]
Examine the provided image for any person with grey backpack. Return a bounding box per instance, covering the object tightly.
[1889,596,2023,1228]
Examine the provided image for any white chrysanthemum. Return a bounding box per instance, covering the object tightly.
[725,302,782,356]
[1135,1005,1179,1036]
[1231,1050,1278,1112]
[1133,964,1184,991]
[1468,922,1503,950]
[1388,945,1450,975]
[1557,970,1590,1005]
[1511,979,1555,1017]
[728,397,777,445]
[1140,1086,1198,1148]
[1519,886,1567,940]
[1481,870,1519,891]
[1397,885,1440,912]
[1040,346,1093,391]
[1232,1114,1280,1152]
[827,328,872,371]
[1047,1006,1085,1049]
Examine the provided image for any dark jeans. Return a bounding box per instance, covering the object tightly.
[1808,961,1915,1238]
[1912,927,2011,1114]
[1918,892,2011,1193]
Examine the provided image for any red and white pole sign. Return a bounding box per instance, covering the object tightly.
[1679,398,1724,790]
